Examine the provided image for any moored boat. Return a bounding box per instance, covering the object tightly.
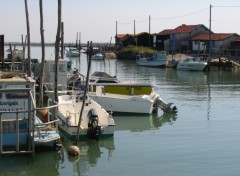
[177,57,208,71]
[66,48,80,57]
[47,93,115,140]
[91,53,104,60]
[136,51,167,67]
[86,71,177,114]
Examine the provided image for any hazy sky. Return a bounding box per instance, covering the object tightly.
[1,0,240,43]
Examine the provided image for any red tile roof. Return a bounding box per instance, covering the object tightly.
[116,34,129,39]
[158,24,202,35]
[192,33,237,41]
[235,36,240,42]
[158,29,174,35]
[172,24,199,33]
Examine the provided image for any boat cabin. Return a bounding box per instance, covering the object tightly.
[0,73,35,153]
[42,59,68,90]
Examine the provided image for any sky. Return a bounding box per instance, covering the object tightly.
[1,0,240,44]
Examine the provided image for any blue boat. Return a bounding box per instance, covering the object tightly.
[0,72,61,155]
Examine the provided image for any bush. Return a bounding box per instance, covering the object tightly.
[121,46,156,54]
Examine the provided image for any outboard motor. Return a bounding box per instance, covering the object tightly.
[87,109,103,140]
[156,98,178,113]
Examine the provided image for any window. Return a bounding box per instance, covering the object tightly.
[6,85,28,99]
[59,64,66,72]
[50,64,55,72]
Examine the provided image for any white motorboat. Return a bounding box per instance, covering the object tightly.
[177,57,208,71]
[0,72,61,155]
[89,85,177,114]
[136,51,167,67]
[91,53,104,60]
[87,71,178,114]
[66,48,80,57]
[48,93,115,140]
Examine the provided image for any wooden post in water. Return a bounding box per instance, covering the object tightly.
[54,0,62,103]
[39,0,45,107]
[61,22,64,59]
[76,32,78,49]
[24,0,31,76]
[78,32,81,50]
[75,41,93,144]
[21,35,27,73]
[0,35,4,69]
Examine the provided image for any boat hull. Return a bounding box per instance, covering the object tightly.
[136,51,167,67]
[177,58,208,71]
[90,93,159,114]
[57,122,115,140]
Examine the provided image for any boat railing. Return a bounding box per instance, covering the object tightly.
[0,108,34,155]
[66,110,77,125]
[44,83,65,91]
[0,97,59,155]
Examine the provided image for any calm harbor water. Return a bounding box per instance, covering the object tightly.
[1,46,240,175]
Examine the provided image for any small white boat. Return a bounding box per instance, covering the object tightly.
[92,53,104,60]
[66,48,80,57]
[50,94,115,140]
[177,57,208,71]
[136,51,167,67]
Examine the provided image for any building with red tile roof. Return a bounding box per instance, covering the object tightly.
[191,33,239,54]
[156,24,211,52]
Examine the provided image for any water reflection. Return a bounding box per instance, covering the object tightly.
[0,150,62,175]
[60,132,115,176]
[150,112,178,128]
[114,112,177,132]
[177,71,208,85]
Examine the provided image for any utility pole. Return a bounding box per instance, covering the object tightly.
[208,4,212,61]
[149,15,151,47]
[134,20,136,46]
[116,21,118,37]
[115,21,118,48]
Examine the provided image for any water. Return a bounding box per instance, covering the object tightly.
[1,46,240,175]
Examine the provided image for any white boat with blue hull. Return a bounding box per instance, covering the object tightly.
[136,51,167,67]
[0,72,61,155]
